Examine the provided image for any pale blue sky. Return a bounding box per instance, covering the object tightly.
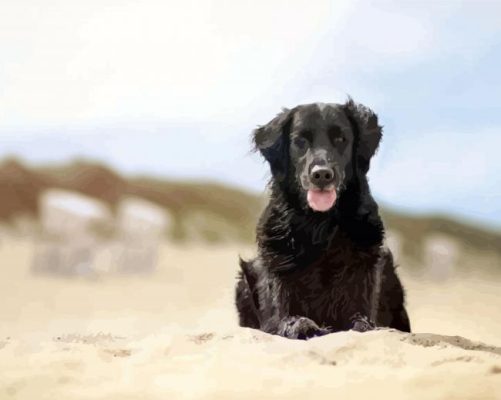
[1,1,500,229]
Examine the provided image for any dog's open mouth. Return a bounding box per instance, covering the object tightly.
[307,188,337,212]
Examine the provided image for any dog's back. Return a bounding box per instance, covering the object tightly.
[235,258,261,329]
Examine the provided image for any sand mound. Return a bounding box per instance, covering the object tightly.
[1,329,500,400]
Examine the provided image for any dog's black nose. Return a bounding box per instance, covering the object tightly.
[309,166,334,189]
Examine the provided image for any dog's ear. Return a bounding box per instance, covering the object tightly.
[343,99,382,173]
[253,108,294,179]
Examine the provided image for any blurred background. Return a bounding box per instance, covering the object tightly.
[0,0,500,346]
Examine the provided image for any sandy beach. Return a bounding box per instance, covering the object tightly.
[0,238,500,399]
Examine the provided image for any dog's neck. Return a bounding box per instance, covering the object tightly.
[258,178,384,274]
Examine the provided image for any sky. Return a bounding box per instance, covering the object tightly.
[1,0,500,229]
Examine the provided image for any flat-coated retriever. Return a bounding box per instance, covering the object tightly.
[235,100,411,339]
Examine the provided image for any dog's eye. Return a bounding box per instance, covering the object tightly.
[293,137,308,149]
[328,126,345,145]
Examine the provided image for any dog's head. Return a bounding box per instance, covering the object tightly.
[253,100,382,212]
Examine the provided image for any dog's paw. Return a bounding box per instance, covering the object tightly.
[349,313,376,332]
[281,316,331,340]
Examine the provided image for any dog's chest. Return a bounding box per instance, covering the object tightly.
[285,243,378,329]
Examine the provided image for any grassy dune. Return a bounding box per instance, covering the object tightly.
[1,157,500,269]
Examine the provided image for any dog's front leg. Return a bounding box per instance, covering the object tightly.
[263,316,331,340]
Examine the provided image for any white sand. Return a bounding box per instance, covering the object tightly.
[0,238,500,399]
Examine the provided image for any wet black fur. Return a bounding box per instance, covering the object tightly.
[235,99,411,339]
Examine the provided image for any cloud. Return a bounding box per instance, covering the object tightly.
[0,0,443,130]
[0,0,348,129]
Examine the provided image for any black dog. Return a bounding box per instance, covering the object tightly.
[235,100,411,339]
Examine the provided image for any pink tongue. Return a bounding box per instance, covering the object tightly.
[307,189,337,212]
